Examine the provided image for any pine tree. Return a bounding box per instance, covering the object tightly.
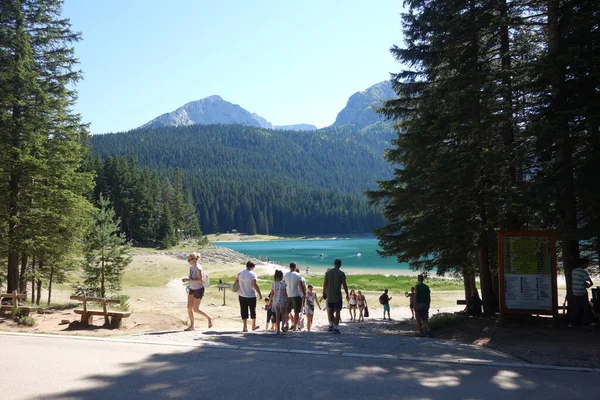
[0,0,93,292]
[247,214,257,235]
[80,195,131,298]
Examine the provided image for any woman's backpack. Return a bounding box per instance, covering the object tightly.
[202,270,210,288]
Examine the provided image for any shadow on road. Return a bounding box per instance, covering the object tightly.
[33,343,568,400]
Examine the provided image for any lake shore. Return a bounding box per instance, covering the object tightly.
[206,233,374,243]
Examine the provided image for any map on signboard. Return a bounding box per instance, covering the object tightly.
[502,235,554,311]
[503,236,552,275]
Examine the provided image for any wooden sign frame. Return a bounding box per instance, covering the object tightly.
[497,230,558,322]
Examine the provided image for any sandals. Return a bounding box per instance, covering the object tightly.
[184,326,195,332]
[208,318,214,329]
[252,326,260,331]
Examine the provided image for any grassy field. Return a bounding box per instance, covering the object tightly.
[211,273,466,294]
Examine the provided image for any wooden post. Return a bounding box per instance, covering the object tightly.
[102,298,109,326]
[81,295,88,323]
[13,290,19,308]
[223,287,226,306]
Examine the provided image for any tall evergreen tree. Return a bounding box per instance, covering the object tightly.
[247,214,257,235]
[0,0,93,292]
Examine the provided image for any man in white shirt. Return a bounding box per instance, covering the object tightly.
[569,258,594,327]
[283,262,306,331]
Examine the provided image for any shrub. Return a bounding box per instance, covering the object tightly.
[429,312,467,331]
[117,295,130,311]
[15,315,35,327]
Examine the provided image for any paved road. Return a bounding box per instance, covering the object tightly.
[1,333,597,400]
[130,328,516,363]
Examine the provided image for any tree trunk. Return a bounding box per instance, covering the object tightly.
[36,279,42,305]
[500,0,518,230]
[19,253,27,295]
[7,9,25,294]
[47,264,54,306]
[101,252,105,298]
[548,0,579,305]
[470,0,498,314]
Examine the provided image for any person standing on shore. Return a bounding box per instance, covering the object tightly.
[323,259,349,334]
[234,261,263,332]
[379,289,392,320]
[414,275,433,337]
[283,262,305,331]
[569,258,594,327]
[405,287,416,319]
[183,253,214,331]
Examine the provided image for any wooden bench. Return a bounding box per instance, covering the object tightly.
[70,295,131,328]
[0,290,38,316]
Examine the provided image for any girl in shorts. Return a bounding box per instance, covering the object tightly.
[304,284,322,332]
[268,270,288,334]
[348,289,358,321]
[183,253,213,331]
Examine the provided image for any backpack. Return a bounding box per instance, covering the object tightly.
[202,270,210,288]
[379,294,385,305]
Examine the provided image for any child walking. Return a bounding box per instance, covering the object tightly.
[304,284,322,332]
[268,269,288,334]
[264,297,276,330]
[405,287,415,319]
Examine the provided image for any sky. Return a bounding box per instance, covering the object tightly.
[62,0,404,134]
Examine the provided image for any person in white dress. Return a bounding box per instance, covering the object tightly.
[268,269,288,334]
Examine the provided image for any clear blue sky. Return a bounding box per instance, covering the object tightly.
[62,0,404,134]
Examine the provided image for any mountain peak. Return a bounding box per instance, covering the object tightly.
[140,95,316,131]
[332,81,396,129]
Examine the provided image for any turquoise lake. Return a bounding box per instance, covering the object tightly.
[215,237,411,272]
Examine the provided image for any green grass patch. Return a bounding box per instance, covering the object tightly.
[121,259,184,288]
[237,273,465,294]
[429,312,468,331]
[44,302,79,311]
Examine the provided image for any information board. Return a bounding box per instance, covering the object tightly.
[497,231,558,318]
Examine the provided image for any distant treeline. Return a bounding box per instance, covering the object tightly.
[90,123,394,237]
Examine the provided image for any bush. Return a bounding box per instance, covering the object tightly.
[15,315,35,327]
[117,295,130,311]
[429,312,467,331]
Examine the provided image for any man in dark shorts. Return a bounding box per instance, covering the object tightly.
[414,275,433,337]
[283,262,305,331]
[323,259,349,334]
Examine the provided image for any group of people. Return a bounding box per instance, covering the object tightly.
[376,276,433,337]
[182,253,434,337]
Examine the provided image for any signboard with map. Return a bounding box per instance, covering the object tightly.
[497,231,558,319]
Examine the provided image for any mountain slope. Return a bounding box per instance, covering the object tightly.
[140,95,263,129]
[90,123,395,234]
[140,96,316,131]
[333,81,396,129]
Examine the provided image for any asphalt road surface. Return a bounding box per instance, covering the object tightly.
[1,333,597,400]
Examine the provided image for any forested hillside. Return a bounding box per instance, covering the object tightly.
[90,123,395,237]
